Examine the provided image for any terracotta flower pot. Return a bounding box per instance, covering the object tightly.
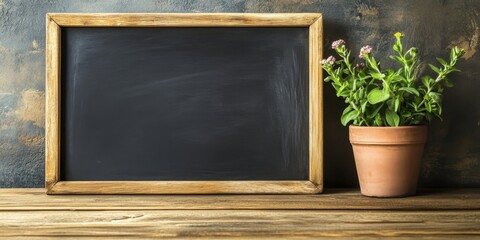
[349,125,428,197]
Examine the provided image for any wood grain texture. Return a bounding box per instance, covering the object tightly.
[48,181,320,194]
[45,15,61,193]
[0,189,478,238]
[309,16,323,190]
[45,13,324,195]
[0,210,478,238]
[0,189,478,211]
[47,13,321,27]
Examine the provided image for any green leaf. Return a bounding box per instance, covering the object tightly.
[428,92,442,103]
[385,108,400,127]
[421,76,432,88]
[367,89,390,104]
[371,72,385,80]
[444,78,454,88]
[401,112,412,119]
[370,57,378,67]
[393,44,400,53]
[425,101,432,112]
[389,55,404,64]
[341,107,359,126]
[399,87,420,96]
[373,114,383,126]
[407,47,418,58]
[358,88,365,99]
[385,69,396,83]
[334,68,342,76]
[394,97,400,112]
[436,57,447,66]
[367,102,384,118]
[336,83,349,97]
[429,64,440,73]
[361,101,367,113]
[358,74,372,81]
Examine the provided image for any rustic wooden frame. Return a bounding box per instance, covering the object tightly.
[45,13,323,194]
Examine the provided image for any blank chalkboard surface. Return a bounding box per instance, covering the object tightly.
[46,13,323,194]
[61,26,309,181]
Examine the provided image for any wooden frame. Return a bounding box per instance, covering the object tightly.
[45,13,323,194]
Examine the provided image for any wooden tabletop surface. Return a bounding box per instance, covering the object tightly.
[0,188,478,238]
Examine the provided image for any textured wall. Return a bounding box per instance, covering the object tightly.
[0,0,478,188]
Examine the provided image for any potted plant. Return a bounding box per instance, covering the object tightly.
[322,33,465,197]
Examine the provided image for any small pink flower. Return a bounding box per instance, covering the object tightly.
[359,45,373,58]
[331,39,346,49]
[321,56,336,65]
[354,63,365,69]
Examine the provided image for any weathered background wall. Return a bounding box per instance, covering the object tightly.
[0,0,478,188]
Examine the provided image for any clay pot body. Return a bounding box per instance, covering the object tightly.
[349,125,428,197]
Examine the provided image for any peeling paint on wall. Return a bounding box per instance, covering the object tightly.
[245,0,317,12]
[356,3,378,18]
[18,134,44,146]
[9,89,45,128]
[31,40,39,52]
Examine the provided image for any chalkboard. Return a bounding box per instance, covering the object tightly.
[61,27,309,181]
[46,13,323,194]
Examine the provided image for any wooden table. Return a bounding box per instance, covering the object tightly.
[0,188,478,238]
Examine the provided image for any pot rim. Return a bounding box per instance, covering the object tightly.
[349,125,427,129]
[349,124,428,145]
